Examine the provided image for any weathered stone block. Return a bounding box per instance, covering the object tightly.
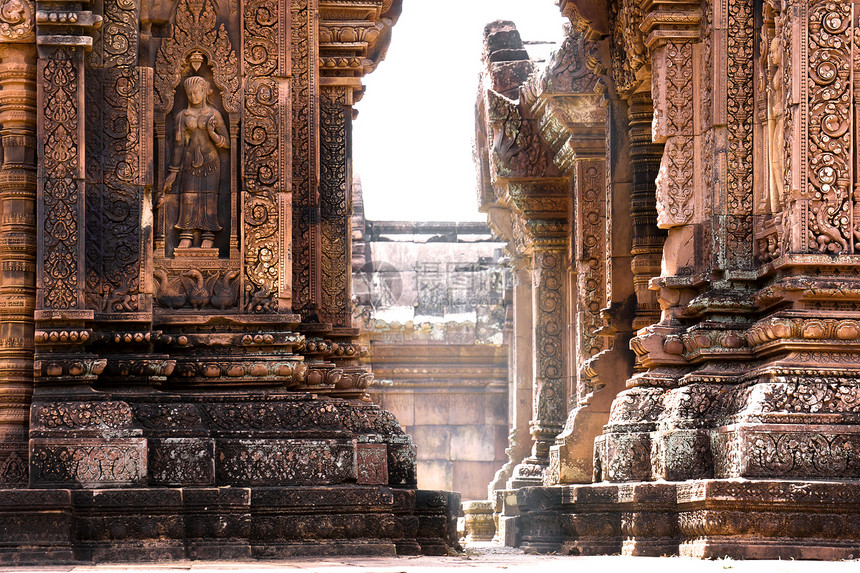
[712,424,860,479]
[417,460,452,491]
[517,486,562,554]
[148,438,215,486]
[617,482,678,556]
[215,439,356,486]
[650,428,712,481]
[0,490,73,564]
[356,443,388,485]
[413,394,449,425]
[411,426,451,459]
[451,425,496,461]
[484,392,508,425]
[29,438,147,488]
[677,479,860,559]
[386,438,417,487]
[596,431,652,482]
[448,392,485,425]
[379,392,414,427]
[183,487,251,560]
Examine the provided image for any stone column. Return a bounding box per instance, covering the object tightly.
[513,241,567,480]
[500,257,536,489]
[290,0,320,319]
[0,37,36,486]
[547,155,611,484]
[595,0,704,484]
[627,92,664,332]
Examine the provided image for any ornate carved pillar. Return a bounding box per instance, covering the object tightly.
[0,13,35,486]
[31,0,108,487]
[547,156,608,484]
[506,182,570,482]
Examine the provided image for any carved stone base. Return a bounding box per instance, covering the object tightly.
[493,488,521,547]
[712,424,860,479]
[559,484,621,556]
[514,479,860,559]
[617,482,678,557]
[677,479,860,560]
[518,486,562,554]
[414,490,462,555]
[594,431,653,482]
[27,392,417,489]
[0,486,458,562]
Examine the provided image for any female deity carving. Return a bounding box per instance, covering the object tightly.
[159,76,229,249]
[764,12,784,214]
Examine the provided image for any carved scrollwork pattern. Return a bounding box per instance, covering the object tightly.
[726,0,754,268]
[39,48,81,310]
[652,42,693,141]
[30,441,146,485]
[533,249,566,425]
[291,0,317,316]
[320,86,350,327]
[609,0,645,96]
[575,161,607,394]
[0,0,33,41]
[242,0,280,312]
[656,136,694,227]
[101,0,137,67]
[85,69,143,313]
[806,0,852,253]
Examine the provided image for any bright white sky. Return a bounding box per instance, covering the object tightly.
[353,0,567,222]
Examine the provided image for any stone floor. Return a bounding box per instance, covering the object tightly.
[4,545,860,572]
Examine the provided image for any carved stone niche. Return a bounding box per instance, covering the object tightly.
[152,0,241,314]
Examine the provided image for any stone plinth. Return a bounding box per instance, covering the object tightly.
[0,485,459,562]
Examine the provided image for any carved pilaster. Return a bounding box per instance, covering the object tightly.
[34,11,102,385]
[244,0,292,313]
[495,258,534,491]
[520,246,567,475]
[290,0,319,319]
[319,82,353,330]
[572,158,608,401]
[0,40,35,487]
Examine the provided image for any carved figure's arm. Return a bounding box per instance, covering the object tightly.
[207,112,230,149]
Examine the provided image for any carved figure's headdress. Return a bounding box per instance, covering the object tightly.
[183,75,214,105]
